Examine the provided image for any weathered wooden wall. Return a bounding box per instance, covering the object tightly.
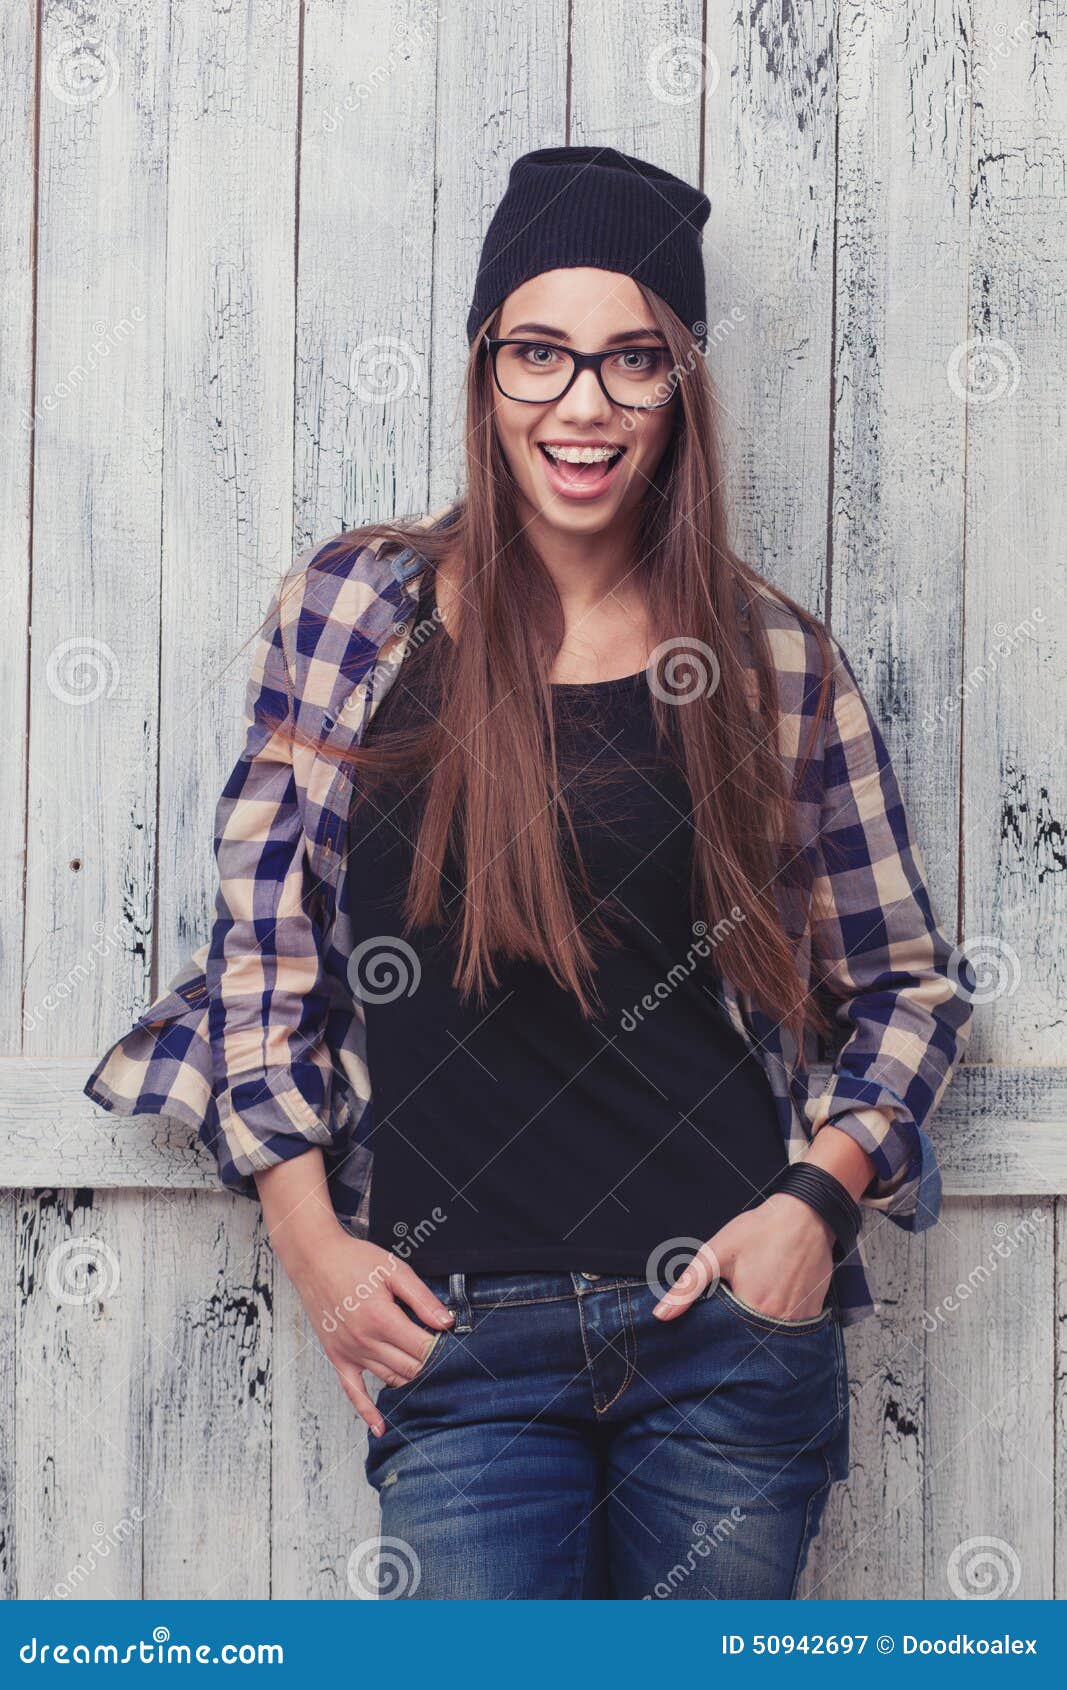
[1,0,1064,1599]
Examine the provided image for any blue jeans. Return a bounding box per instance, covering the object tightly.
[362,1268,850,1599]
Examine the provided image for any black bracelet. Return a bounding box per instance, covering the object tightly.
[770,1162,862,1256]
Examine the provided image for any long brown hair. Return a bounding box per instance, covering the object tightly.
[263,286,841,1049]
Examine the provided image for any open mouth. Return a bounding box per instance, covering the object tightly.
[536,442,627,497]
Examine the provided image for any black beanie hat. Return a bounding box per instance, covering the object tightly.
[466,145,711,350]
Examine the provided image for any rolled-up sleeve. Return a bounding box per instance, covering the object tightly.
[203,561,337,1191]
[805,637,976,1229]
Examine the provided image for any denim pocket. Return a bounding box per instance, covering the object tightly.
[377,1320,449,1397]
[713,1279,834,1335]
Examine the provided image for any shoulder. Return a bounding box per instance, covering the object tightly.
[741,577,843,719]
[274,528,399,637]
[276,500,459,638]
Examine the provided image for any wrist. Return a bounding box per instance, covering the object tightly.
[764,1190,835,1249]
[768,1161,862,1255]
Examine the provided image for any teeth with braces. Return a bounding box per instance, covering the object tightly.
[541,444,622,464]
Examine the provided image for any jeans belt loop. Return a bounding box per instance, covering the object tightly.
[449,1271,473,1332]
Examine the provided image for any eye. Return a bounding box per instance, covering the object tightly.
[520,343,564,367]
[612,349,657,372]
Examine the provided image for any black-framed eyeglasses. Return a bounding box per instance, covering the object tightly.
[484,336,676,410]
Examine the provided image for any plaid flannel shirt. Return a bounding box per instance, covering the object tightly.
[83,502,975,1324]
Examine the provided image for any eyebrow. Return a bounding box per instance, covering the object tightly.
[501,322,665,345]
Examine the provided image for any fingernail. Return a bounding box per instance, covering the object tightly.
[435,1308,455,1325]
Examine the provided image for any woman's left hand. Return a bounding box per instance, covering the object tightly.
[652,1193,835,1321]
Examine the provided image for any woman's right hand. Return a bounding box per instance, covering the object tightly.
[282,1229,455,1436]
[254,1150,454,1436]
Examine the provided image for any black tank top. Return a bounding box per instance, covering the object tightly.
[344,571,788,1272]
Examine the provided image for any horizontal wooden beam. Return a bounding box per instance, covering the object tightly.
[1,1059,1066,1197]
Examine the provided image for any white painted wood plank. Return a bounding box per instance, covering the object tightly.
[271,1267,378,1599]
[276,0,444,1588]
[800,1220,926,1598]
[27,1,167,1058]
[0,1192,14,1596]
[830,0,970,931]
[156,0,301,992]
[0,0,35,1061]
[569,0,704,179]
[13,1059,1063,1191]
[1055,1197,1067,1599]
[703,0,837,614]
[141,1191,272,1599]
[296,0,439,541]
[924,1197,1055,1597]
[16,1189,144,1598]
[428,1,569,505]
[962,4,1067,1064]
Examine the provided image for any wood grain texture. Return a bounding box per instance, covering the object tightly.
[703,0,837,616]
[15,1189,144,1599]
[142,1191,272,1599]
[923,1197,1055,1598]
[428,0,569,505]
[11,1059,1064,1192]
[962,2,1067,1065]
[0,0,35,1063]
[3,0,1066,1603]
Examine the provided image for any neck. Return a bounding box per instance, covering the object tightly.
[516,500,646,616]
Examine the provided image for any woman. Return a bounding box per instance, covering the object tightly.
[85,147,974,1599]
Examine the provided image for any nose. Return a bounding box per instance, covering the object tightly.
[554,366,614,427]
